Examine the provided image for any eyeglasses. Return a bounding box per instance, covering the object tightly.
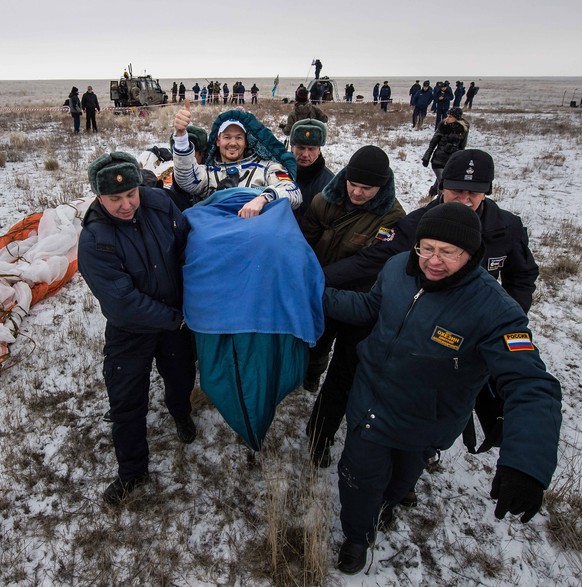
[414,244,465,262]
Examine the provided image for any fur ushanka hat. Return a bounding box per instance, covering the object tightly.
[88,151,143,195]
[290,119,327,147]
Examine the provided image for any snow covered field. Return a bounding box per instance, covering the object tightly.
[0,81,581,586]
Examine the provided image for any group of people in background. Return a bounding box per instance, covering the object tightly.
[72,70,560,578]
[171,81,260,106]
[409,79,479,130]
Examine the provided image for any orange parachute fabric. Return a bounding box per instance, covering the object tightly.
[0,198,91,366]
[0,213,78,306]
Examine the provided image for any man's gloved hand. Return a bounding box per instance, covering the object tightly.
[422,159,429,168]
[490,465,544,523]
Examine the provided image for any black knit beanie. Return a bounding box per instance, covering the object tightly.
[416,202,482,255]
[345,146,390,187]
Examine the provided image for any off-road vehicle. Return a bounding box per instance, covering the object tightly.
[110,65,168,108]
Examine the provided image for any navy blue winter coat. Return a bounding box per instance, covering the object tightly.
[379,85,391,100]
[434,85,454,111]
[78,187,189,333]
[412,87,434,109]
[324,197,539,313]
[453,84,465,107]
[324,252,561,487]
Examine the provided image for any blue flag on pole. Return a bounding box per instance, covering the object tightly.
[271,74,279,97]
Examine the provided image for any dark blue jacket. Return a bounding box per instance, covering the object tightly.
[294,154,334,221]
[434,85,454,111]
[324,252,561,487]
[324,197,539,313]
[379,85,391,100]
[453,84,465,107]
[78,187,189,333]
[412,87,433,109]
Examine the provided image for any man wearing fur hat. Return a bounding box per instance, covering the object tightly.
[281,87,329,136]
[422,107,469,197]
[289,119,334,221]
[78,152,197,505]
[326,202,560,574]
[173,102,301,218]
[301,146,405,467]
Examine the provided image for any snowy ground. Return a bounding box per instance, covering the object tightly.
[0,90,581,586]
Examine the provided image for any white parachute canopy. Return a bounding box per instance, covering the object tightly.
[0,197,92,354]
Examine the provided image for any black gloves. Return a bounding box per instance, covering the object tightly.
[490,466,544,523]
[422,159,429,168]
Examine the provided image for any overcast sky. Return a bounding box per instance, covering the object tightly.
[1,0,580,80]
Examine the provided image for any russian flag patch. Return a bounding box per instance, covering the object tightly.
[376,227,395,242]
[503,332,535,352]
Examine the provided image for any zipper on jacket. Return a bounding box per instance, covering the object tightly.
[453,357,459,370]
[383,288,424,363]
[395,288,424,338]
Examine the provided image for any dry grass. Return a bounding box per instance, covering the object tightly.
[44,158,59,171]
[538,218,582,289]
[544,438,582,580]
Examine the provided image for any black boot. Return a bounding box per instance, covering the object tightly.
[103,473,149,505]
[337,540,368,575]
[174,414,197,443]
[400,489,418,508]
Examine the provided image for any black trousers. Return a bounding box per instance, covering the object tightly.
[85,108,98,130]
[307,320,371,450]
[412,106,428,128]
[103,324,196,480]
[339,427,429,544]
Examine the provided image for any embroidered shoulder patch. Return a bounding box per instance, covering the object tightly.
[488,256,507,271]
[375,227,395,241]
[431,326,464,351]
[503,332,535,351]
[275,172,291,181]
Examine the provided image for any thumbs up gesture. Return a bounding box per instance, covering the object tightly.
[174,99,191,136]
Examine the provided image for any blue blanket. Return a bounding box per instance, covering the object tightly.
[182,187,325,449]
[183,188,324,345]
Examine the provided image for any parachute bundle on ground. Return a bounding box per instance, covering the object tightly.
[0,197,92,366]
